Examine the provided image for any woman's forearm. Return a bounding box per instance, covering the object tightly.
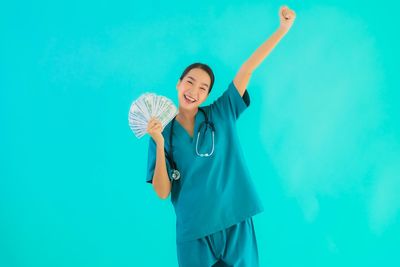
[152,141,171,199]
[234,6,296,94]
[241,27,288,73]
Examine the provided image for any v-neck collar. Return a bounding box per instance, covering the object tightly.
[174,109,203,143]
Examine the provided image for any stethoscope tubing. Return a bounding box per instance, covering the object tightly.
[164,107,215,181]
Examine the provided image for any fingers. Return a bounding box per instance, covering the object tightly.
[147,117,161,128]
[280,6,296,20]
[288,9,296,19]
[148,123,161,133]
[147,117,163,133]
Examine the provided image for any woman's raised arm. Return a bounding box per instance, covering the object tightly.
[233,5,297,97]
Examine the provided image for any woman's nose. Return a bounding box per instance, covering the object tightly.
[188,89,198,96]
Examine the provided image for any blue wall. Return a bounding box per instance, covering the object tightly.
[1,1,399,266]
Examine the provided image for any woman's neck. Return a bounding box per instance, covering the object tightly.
[177,107,198,123]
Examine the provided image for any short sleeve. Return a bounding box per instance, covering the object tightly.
[210,80,250,120]
[146,137,173,184]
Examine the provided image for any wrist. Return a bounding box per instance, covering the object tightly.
[277,26,289,35]
[155,139,164,147]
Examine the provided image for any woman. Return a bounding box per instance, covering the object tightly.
[145,6,296,267]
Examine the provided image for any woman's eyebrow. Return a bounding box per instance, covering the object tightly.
[187,76,209,87]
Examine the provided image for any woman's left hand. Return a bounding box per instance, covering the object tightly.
[279,5,296,32]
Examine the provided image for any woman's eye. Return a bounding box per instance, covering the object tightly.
[201,88,206,91]
[187,81,193,84]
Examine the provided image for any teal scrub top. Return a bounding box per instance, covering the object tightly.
[146,80,264,243]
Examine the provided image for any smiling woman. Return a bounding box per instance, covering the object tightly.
[1,0,399,266]
[144,6,296,267]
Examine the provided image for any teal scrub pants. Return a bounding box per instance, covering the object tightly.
[176,217,259,267]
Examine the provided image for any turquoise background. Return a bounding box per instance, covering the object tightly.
[1,0,399,266]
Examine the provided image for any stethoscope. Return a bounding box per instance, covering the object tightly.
[164,107,215,181]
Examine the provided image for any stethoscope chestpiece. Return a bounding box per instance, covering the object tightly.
[171,169,181,180]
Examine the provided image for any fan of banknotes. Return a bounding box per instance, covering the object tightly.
[128,92,178,138]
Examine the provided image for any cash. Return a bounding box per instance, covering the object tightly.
[128,93,177,138]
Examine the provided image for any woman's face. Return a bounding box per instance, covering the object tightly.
[176,68,211,110]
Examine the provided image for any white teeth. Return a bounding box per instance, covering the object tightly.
[184,94,196,102]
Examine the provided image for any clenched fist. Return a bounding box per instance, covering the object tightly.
[147,117,164,145]
[279,6,296,32]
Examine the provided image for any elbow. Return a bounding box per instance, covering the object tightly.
[158,191,170,200]
[152,181,171,200]
[155,188,170,200]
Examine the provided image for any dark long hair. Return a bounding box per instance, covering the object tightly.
[179,62,215,94]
